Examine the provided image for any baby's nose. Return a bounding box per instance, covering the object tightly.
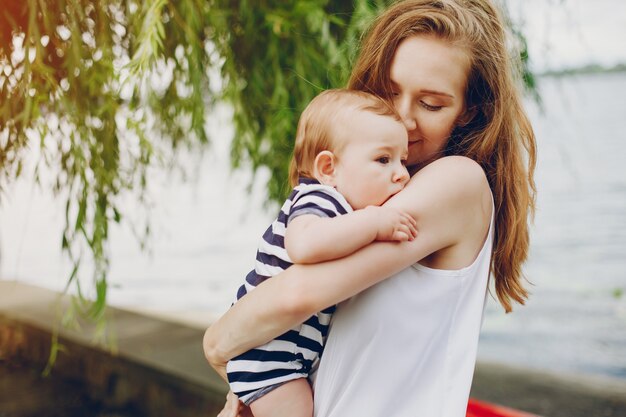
[394,165,409,184]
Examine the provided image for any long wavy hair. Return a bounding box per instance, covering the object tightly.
[349,0,537,312]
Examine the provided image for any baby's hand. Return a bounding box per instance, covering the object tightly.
[366,206,417,242]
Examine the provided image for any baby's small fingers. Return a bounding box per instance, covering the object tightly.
[398,224,414,240]
[397,215,412,227]
[398,223,416,241]
[392,230,410,242]
[403,212,417,227]
[398,218,417,237]
[402,224,417,240]
[397,214,417,238]
[397,212,416,227]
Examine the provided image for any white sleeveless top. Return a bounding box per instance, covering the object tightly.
[312,199,494,417]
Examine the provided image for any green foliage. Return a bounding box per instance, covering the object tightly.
[0,0,388,340]
[511,26,541,108]
[216,1,390,201]
[0,0,536,344]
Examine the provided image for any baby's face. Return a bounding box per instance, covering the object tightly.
[332,110,409,209]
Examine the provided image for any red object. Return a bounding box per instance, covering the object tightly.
[467,399,541,417]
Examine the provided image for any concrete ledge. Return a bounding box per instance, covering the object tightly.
[471,360,626,417]
[0,280,228,417]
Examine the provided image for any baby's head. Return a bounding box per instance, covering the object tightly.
[289,89,409,209]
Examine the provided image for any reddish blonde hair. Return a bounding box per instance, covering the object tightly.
[349,0,537,312]
[288,89,399,187]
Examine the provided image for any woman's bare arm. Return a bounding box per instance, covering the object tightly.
[204,156,491,372]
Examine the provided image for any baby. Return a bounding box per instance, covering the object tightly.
[227,89,416,417]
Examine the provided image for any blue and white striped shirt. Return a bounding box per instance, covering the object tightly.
[227,177,353,401]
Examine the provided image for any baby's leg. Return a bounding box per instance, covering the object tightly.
[249,378,313,417]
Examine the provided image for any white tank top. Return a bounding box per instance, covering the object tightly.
[312,199,494,417]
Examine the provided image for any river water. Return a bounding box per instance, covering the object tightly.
[1,72,625,381]
[480,71,626,379]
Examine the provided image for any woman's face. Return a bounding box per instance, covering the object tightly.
[389,35,472,167]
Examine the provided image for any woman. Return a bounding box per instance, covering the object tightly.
[204,0,536,415]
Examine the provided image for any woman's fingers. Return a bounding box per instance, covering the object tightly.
[216,391,240,417]
[240,404,254,417]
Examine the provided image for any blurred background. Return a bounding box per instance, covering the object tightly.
[1,0,625,384]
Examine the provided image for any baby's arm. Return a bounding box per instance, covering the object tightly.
[285,206,417,264]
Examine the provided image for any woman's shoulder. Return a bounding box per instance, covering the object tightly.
[412,156,489,198]
[405,155,490,225]
[389,155,490,222]
[422,155,485,178]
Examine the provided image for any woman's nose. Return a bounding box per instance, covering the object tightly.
[401,116,417,132]
[396,97,417,131]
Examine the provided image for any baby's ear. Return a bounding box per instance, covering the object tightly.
[313,151,337,186]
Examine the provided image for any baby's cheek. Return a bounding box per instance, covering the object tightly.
[367,186,382,203]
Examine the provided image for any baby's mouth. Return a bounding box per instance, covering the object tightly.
[385,186,405,202]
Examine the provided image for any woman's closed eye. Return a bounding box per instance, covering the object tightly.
[420,100,443,111]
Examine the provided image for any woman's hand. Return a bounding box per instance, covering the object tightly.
[216,391,253,417]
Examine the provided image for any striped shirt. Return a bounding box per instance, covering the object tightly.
[227,177,353,402]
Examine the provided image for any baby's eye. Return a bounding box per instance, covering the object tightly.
[401,158,408,166]
[376,156,390,164]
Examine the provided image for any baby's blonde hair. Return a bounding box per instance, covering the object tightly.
[288,89,399,187]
